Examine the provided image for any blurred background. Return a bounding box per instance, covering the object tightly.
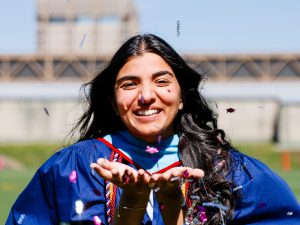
[0,0,300,222]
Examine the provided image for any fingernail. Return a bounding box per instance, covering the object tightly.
[97,158,105,166]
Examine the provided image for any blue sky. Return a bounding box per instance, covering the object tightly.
[1,0,300,54]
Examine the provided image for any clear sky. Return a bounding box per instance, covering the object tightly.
[1,0,300,54]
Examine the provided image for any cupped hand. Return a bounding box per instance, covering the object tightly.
[90,158,151,194]
[148,167,205,194]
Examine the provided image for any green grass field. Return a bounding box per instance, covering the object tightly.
[0,143,299,224]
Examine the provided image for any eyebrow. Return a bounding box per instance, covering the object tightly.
[116,70,174,86]
[152,70,174,78]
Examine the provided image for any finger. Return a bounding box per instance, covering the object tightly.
[181,167,205,179]
[154,174,168,190]
[111,168,121,183]
[137,169,146,184]
[90,163,113,180]
[148,174,159,188]
[190,168,205,178]
[125,169,135,184]
[96,158,113,171]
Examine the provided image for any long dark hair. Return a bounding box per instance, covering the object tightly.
[73,34,237,224]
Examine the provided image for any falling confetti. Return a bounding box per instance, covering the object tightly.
[226,108,235,113]
[199,76,208,90]
[93,215,102,225]
[287,211,293,216]
[215,102,218,110]
[197,206,208,223]
[75,200,84,214]
[154,187,160,192]
[69,170,77,183]
[258,202,267,208]
[157,135,162,145]
[145,146,159,154]
[182,170,189,179]
[93,189,102,196]
[170,176,179,182]
[202,202,228,212]
[79,34,87,48]
[159,203,165,212]
[232,185,243,192]
[122,169,130,184]
[17,214,25,224]
[140,96,145,104]
[43,107,49,116]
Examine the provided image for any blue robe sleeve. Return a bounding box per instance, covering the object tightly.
[230,150,300,224]
[5,139,111,225]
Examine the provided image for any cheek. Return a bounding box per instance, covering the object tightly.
[115,91,137,112]
[158,87,181,105]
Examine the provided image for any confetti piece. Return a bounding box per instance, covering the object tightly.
[93,215,102,225]
[190,195,200,201]
[43,107,49,116]
[145,146,159,154]
[140,96,145,104]
[215,102,218,110]
[122,169,130,184]
[233,185,243,192]
[170,176,179,182]
[17,214,25,224]
[258,202,267,208]
[214,160,225,171]
[202,202,228,212]
[157,135,162,145]
[182,170,189,179]
[69,170,77,183]
[75,200,84,214]
[154,187,160,192]
[79,34,87,48]
[198,209,208,222]
[159,203,165,212]
[287,211,293,216]
[226,108,235,113]
[93,189,102,196]
[242,162,253,180]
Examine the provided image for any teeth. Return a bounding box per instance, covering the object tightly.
[136,109,160,116]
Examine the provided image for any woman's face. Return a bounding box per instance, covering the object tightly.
[114,53,182,143]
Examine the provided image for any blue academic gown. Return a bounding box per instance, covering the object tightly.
[5,139,300,225]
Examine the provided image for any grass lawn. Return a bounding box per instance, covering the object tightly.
[0,169,35,224]
[0,142,299,224]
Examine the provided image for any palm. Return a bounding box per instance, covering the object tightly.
[91,158,151,193]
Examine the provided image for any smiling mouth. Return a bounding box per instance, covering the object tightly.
[135,109,161,116]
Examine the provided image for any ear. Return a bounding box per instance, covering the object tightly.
[179,100,183,110]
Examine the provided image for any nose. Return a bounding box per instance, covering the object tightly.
[139,85,155,105]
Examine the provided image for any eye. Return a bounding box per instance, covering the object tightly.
[120,81,137,89]
[156,79,171,87]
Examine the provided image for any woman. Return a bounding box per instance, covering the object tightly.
[6,34,300,225]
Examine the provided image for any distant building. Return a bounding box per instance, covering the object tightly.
[37,0,139,56]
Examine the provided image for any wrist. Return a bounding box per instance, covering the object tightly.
[120,189,150,208]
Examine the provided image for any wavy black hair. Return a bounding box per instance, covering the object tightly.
[72,34,237,224]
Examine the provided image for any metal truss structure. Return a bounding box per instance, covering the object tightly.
[1,54,300,82]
